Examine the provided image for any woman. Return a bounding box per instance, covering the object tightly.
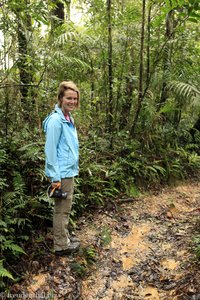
[43,81,80,256]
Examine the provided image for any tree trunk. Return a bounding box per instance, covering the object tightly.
[120,46,135,130]
[15,0,34,116]
[17,22,32,102]
[115,34,128,129]
[4,86,9,140]
[189,117,200,142]
[130,0,146,137]
[64,0,71,20]
[146,3,152,86]
[158,9,174,109]
[107,0,114,137]
[51,0,65,29]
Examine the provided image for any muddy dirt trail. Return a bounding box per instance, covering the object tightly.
[10,180,200,300]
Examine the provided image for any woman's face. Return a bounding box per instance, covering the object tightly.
[61,89,78,114]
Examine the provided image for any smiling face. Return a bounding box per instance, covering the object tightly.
[61,89,78,115]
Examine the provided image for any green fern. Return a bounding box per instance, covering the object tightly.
[159,99,177,114]
[0,260,14,280]
[82,246,97,264]
[0,149,8,164]
[0,178,8,191]
[6,243,26,255]
[1,237,26,255]
[18,142,44,162]
[188,152,200,168]
[12,171,26,195]
[3,171,27,210]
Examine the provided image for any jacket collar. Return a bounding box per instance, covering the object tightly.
[54,104,74,124]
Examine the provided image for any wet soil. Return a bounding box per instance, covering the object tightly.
[9,180,200,299]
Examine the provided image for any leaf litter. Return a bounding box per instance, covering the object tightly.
[9,179,200,299]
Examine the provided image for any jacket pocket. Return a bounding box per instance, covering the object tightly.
[58,148,77,169]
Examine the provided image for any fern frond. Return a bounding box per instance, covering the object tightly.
[8,244,26,254]
[13,171,26,194]
[0,266,14,280]
[168,80,200,99]
[2,241,26,255]
[0,261,14,280]
[0,220,7,228]
[0,149,8,163]
[0,178,8,190]
[159,99,176,114]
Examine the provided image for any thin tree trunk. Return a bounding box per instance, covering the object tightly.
[146,4,152,86]
[107,0,114,138]
[5,87,9,140]
[2,27,9,139]
[53,0,65,21]
[173,103,182,129]
[120,46,135,130]
[130,0,146,137]
[51,0,65,29]
[16,0,33,105]
[18,23,32,102]
[115,32,128,129]
[65,0,71,20]
[158,9,174,109]
[189,116,200,142]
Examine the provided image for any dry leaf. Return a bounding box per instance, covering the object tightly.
[27,274,47,293]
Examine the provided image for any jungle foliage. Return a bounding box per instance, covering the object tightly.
[0,0,200,289]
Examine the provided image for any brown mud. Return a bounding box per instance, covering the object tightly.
[9,180,200,299]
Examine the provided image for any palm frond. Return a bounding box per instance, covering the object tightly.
[168,80,200,99]
[55,31,76,46]
[52,52,91,69]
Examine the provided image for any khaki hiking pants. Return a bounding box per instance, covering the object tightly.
[53,177,74,251]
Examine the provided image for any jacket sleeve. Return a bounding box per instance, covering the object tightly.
[45,117,62,182]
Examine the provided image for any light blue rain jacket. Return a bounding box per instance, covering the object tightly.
[43,104,79,182]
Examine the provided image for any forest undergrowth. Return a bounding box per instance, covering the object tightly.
[0,129,200,300]
[3,177,200,300]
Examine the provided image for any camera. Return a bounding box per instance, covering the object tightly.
[47,183,67,199]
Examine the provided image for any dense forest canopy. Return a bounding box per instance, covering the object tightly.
[0,0,200,289]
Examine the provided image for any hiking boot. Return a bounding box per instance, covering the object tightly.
[55,241,80,256]
[70,236,80,243]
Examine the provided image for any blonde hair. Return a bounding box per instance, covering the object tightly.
[58,81,80,109]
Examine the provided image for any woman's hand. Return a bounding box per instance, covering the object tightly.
[51,181,61,189]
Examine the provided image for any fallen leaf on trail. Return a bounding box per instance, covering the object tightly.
[166,211,174,219]
[53,276,60,284]
[161,258,179,271]
[166,206,180,219]
[27,274,47,293]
